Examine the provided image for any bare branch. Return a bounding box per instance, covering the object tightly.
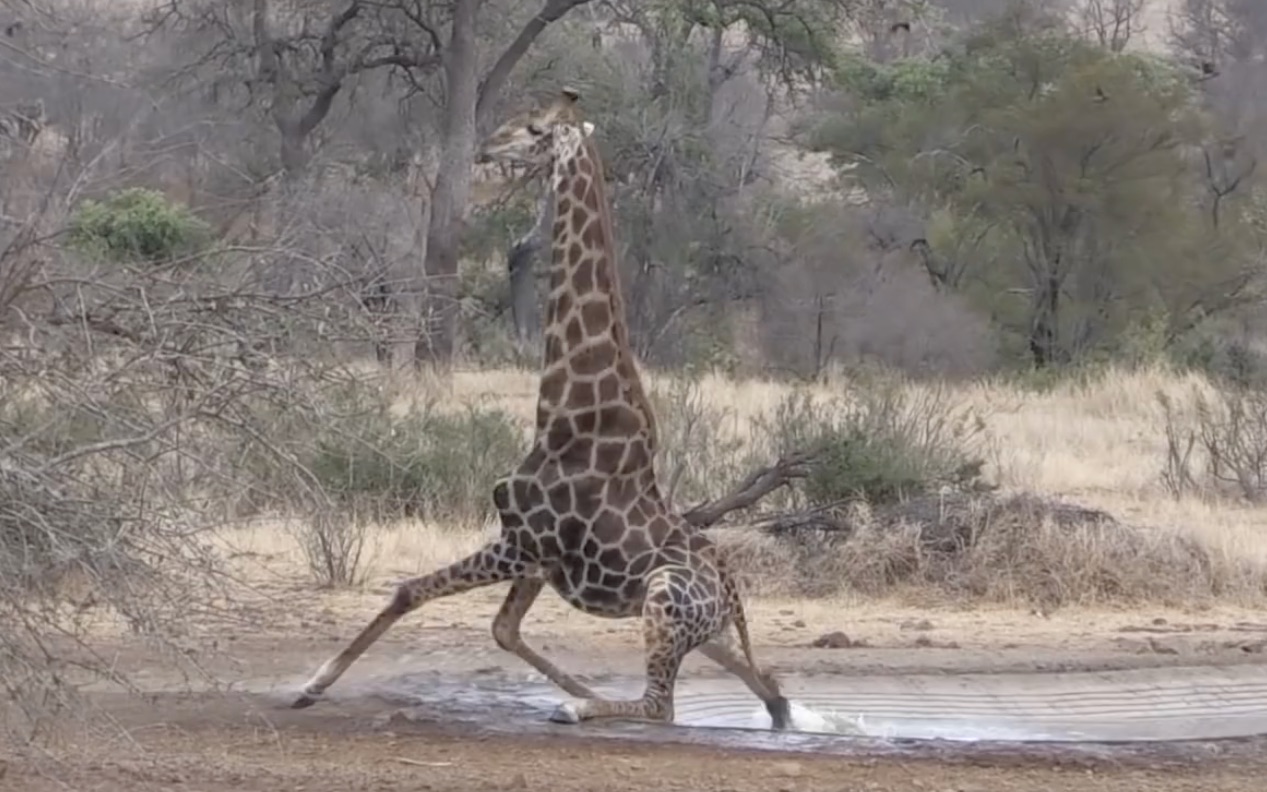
[683,451,817,528]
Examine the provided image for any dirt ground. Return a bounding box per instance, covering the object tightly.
[6,546,1267,792]
[8,690,1267,792]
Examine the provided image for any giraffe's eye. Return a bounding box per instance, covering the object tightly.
[527,123,545,137]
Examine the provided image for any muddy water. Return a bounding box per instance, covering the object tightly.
[306,662,1267,761]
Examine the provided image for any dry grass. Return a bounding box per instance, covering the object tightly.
[223,362,1267,609]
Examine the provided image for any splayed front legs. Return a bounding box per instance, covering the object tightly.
[292,543,789,732]
[292,541,533,708]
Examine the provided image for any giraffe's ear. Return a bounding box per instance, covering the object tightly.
[581,121,595,138]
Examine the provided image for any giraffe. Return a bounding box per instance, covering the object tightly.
[291,87,791,730]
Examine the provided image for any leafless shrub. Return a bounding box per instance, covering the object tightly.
[717,492,1266,608]
[1156,383,1267,502]
[1159,390,1201,498]
[650,375,763,511]
[0,134,405,744]
[1075,0,1147,52]
[1196,385,1267,501]
[294,503,372,589]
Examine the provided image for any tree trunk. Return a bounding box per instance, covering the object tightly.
[506,185,553,354]
[1027,272,1062,368]
[415,0,480,366]
[473,0,596,129]
[416,0,598,364]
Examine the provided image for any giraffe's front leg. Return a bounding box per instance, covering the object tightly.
[293,541,527,708]
[493,578,598,700]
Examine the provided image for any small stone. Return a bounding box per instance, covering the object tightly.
[900,619,935,632]
[811,631,853,649]
[792,619,806,628]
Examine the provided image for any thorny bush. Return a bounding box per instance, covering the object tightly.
[0,192,395,740]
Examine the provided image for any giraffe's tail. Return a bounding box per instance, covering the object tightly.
[717,553,792,731]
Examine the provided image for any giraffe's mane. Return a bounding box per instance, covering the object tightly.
[576,136,624,326]
[572,132,659,452]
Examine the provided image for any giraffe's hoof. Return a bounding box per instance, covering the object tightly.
[548,701,581,724]
[766,696,793,731]
[291,690,322,709]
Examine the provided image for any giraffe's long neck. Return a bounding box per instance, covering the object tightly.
[532,137,660,464]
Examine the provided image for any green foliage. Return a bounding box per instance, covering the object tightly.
[995,358,1113,395]
[832,53,953,104]
[460,195,537,264]
[303,385,528,524]
[67,188,211,262]
[807,11,1263,370]
[1169,330,1267,389]
[761,374,989,505]
[726,0,844,74]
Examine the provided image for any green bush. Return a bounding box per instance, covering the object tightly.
[761,375,989,506]
[67,187,211,261]
[1169,331,1267,389]
[304,389,528,524]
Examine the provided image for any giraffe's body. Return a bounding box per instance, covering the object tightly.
[293,88,790,729]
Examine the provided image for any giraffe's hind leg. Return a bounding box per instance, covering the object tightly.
[548,566,710,725]
[493,578,598,700]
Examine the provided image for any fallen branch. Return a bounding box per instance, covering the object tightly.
[682,450,817,528]
[748,504,852,537]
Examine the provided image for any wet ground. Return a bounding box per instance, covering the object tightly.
[8,579,1267,791]
[10,663,1267,792]
[11,645,1267,792]
[335,662,1267,743]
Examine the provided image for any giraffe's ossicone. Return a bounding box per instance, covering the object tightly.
[291,88,791,731]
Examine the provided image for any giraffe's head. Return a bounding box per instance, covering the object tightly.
[475,87,595,169]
